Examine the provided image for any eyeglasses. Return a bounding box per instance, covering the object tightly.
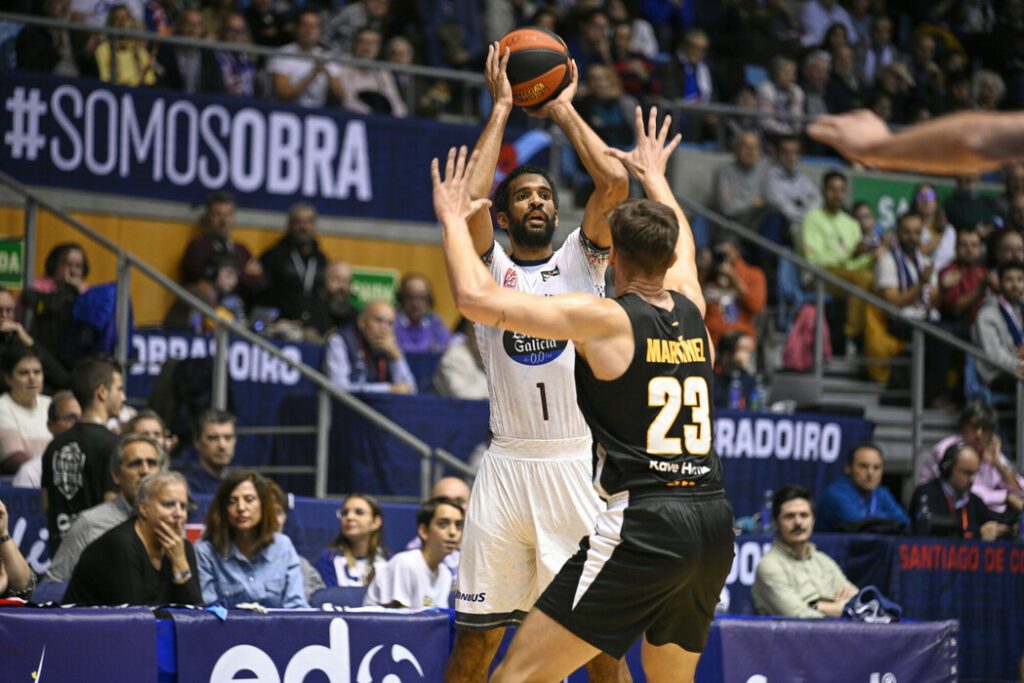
[916,190,936,202]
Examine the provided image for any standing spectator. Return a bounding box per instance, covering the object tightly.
[259,203,328,328]
[325,300,417,394]
[44,433,164,583]
[824,43,864,114]
[913,183,957,272]
[12,390,80,488]
[267,480,324,602]
[0,346,51,474]
[758,56,805,136]
[210,12,257,98]
[41,356,123,553]
[701,236,767,347]
[180,410,237,496]
[246,0,291,48]
[308,260,358,340]
[938,228,988,331]
[195,471,308,608]
[324,0,391,56]
[713,132,772,229]
[973,260,1024,393]
[751,485,859,617]
[801,1,858,48]
[181,191,266,305]
[945,174,1002,232]
[268,9,346,108]
[16,0,94,76]
[364,496,463,608]
[816,443,910,533]
[432,318,487,399]
[856,15,897,86]
[0,499,33,599]
[315,493,387,587]
[395,274,450,354]
[910,443,1007,540]
[63,471,202,606]
[155,9,218,93]
[767,136,822,241]
[337,27,408,117]
[94,6,157,86]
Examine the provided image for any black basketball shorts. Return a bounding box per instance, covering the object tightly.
[534,490,735,659]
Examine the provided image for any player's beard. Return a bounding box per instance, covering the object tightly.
[507,212,556,249]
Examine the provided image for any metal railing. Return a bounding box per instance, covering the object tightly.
[677,192,1024,474]
[0,170,475,500]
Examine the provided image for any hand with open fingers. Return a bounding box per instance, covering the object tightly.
[431,146,493,225]
[527,59,578,119]
[605,106,681,181]
[154,520,187,566]
[485,42,513,109]
[807,110,893,166]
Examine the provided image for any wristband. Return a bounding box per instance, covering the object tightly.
[172,568,192,582]
[0,534,10,545]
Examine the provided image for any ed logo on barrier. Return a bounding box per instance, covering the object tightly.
[209,618,425,683]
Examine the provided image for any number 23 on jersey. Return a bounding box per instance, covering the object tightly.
[646,376,711,456]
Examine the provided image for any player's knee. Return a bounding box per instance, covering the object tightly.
[445,628,505,680]
[586,652,632,683]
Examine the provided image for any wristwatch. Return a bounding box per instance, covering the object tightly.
[172,568,192,582]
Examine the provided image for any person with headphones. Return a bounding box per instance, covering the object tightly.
[909,442,1009,540]
[394,273,451,354]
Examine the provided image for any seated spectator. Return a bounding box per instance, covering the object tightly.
[63,471,202,606]
[181,191,266,305]
[16,0,94,76]
[433,318,487,399]
[323,0,392,56]
[315,493,387,587]
[751,485,858,618]
[268,9,346,108]
[403,477,468,584]
[919,401,1024,523]
[179,409,237,496]
[609,21,658,99]
[395,274,450,354]
[364,496,463,608]
[142,0,180,35]
[605,0,658,59]
[701,236,766,347]
[41,355,123,554]
[384,35,448,119]
[123,409,176,462]
[757,56,805,137]
[200,0,234,41]
[816,443,910,533]
[901,32,944,113]
[0,287,68,393]
[657,29,713,136]
[713,132,772,229]
[563,64,637,194]
[564,8,611,76]
[195,471,308,608]
[856,14,897,86]
[987,229,1024,295]
[974,70,1007,111]
[945,174,1002,233]
[164,255,246,334]
[974,261,1024,393]
[912,183,957,272]
[938,228,988,334]
[0,346,52,474]
[259,203,328,330]
[824,43,864,114]
[1003,192,1024,234]
[800,0,858,48]
[210,12,257,98]
[802,50,831,123]
[910,442,1008,540]
[712,332,758,410]
[246,0,291,48]
[94,6,157,86]
[267,480,325,602]
[337,28,408,117]
[0,499,33,599]
[851,201,888,250]
[25,242,89,382]
[44,434,163,583]
[767,136,822,243]
[13,390,80,488]
[799,171,875,351]
[326,300,417,394]
[154,9,218,93]
[307,260,358,341]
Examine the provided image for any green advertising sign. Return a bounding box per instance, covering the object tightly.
[850,176,956,230]
[0,239,24,288]
[350,266,400,306]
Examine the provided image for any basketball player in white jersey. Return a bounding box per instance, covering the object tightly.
[443,44,630,683]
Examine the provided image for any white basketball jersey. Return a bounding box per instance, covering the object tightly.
[477,228,608,441]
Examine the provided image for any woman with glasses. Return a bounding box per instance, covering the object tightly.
[316,493,387,587]
[195,470,308,608]
[63,471,201,606]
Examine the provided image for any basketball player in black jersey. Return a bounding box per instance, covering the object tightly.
[432,107,734,682]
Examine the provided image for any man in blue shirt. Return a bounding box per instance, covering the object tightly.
[817,443,910,533]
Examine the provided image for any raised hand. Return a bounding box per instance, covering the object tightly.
[807,110,893,167]
[527,58,578,119]
[605,106,682,181]
[431,146,493,225]
[485,42,513,109]
[153,520,187,567]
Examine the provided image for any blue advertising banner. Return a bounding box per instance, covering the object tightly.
[0,72,481,221]
[713,617,959,683]
[0,607,157,681]
[168,608,449,683]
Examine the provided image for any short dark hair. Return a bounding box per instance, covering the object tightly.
[609,198,679,275]
[124,408,167,436]
[1,343,40,377]
[846,441,883,466]
[195,408,236,436]
[999,259,1024,280]
[896,210,923,228]
[416,496,464,530]
[772,484,813,520]
[957,400,998,432]
[204,470,277,557]
[70,355,121,409]
[493,165,559,217]
[717,331,747,359]
[204,190,235,210]
[823,170,847,188]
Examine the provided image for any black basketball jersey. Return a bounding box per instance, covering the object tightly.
[575,291,724,498]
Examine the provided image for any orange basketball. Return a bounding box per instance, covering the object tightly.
[498,27,572,109]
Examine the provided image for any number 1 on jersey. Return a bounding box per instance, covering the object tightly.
[646,376,710,456]
[536,382,549,421]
